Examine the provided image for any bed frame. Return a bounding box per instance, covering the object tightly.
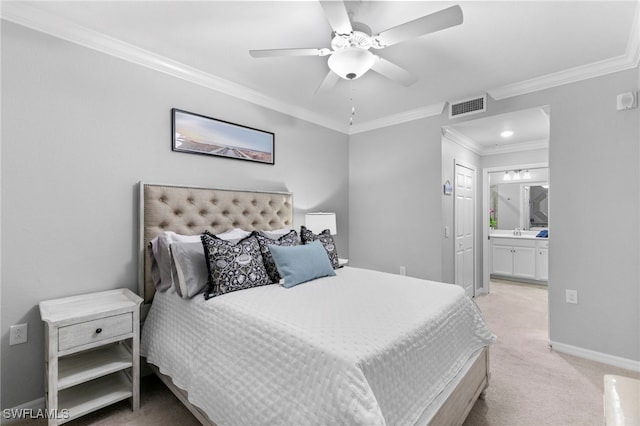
[138,182,489,426]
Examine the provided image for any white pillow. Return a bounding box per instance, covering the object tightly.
[163,231,202,243]
[149,228,251,293]
[217,228,252,240]
[259,227,296,239]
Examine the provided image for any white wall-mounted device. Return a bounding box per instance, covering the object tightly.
[616,92,637,110]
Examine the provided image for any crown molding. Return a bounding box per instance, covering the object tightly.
[349,102,446,134]
[488,2,640,101]
[3,1,639,135]
[443,127,548,156]
[0,1,350,134]
[479,139,548,156]
[442,127,482,155]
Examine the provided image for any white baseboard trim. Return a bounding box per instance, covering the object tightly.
[1,397,45,425]
[550,341,640,372]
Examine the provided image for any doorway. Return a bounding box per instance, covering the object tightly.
[482,164,549,292]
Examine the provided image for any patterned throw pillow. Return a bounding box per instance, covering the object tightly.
[201,231,270,299]
[254,230,299,283]
[300,226,339,269]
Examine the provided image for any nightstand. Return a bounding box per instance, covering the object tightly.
[39,288,142,426]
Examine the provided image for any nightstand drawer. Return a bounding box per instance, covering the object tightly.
[58,313,133,351]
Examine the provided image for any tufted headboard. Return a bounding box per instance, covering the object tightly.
[138,182,293,303]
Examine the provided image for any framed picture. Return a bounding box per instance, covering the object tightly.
[172,108,274,165]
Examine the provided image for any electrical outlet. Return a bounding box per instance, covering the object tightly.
[565,290,578,304]
[399,266,406,276]
[10,323,28,345]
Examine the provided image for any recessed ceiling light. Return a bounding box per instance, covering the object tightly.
[501,130,514,138]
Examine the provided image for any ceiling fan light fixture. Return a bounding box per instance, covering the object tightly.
[328,47,375,80]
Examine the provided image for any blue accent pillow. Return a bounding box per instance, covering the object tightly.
[268,241,336,288]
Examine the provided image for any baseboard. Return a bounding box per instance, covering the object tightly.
[550,341,640,372]
[1,397,45,424]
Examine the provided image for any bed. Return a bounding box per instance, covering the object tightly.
[138,182,494,426]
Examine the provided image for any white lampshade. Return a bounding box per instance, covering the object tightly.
[305,212,337,235]
[328,48,375,80]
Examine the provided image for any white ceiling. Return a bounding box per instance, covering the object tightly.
[2,1,639,135]
[443,106,550,155]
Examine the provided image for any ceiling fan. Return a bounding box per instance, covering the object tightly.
[249,1,463,94]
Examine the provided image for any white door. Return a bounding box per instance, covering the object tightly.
[454,163,475,297]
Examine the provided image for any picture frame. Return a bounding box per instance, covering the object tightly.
[172,108,274,165]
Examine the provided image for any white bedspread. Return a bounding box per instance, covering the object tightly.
[141,267,495,426]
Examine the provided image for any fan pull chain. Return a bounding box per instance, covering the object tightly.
[349,82,356,126]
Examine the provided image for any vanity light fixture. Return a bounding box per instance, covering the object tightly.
[513,170,521,180]
[500,130,514,138]
[503,171,511,181]
[523,170,531,179]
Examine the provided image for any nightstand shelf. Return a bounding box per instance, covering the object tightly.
[58,371,132,423]
[58,343,133,390]
[40,288,142,426]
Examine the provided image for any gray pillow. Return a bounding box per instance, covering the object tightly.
[149,236,173,292]
[170,242,210,298]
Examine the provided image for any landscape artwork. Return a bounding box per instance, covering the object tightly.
[172,109,274,164]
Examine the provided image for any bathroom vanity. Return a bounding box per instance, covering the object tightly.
[490,231,549,283]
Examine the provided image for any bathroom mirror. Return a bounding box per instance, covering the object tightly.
[489,168,549,230]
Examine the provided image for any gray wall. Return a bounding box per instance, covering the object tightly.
[1,22,349,408]
[350,70,639,364]
[349,118,443,280]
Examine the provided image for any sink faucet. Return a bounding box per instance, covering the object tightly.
[514,228,521,236]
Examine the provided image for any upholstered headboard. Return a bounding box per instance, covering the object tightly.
[138,182,293,303]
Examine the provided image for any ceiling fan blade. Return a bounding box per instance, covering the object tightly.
[315,70,340,95]
[250,48,330,58]
[371,56,418,86]
[374,5,463,48]
[319,0,353,35]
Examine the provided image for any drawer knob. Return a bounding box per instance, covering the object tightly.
[95,328,102,334]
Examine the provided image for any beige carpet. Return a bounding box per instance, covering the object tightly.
[11,280,638,426]
[464,280,639,426]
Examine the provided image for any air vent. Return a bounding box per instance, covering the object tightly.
[449,94,487,119]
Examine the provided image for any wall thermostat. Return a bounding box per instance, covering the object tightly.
[616,92,637,110]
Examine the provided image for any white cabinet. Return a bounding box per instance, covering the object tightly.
[512,246,536,279]
[491,237,548,282]
[536,241,549,281]
[39,289,142,425]
[491,245,515,276]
